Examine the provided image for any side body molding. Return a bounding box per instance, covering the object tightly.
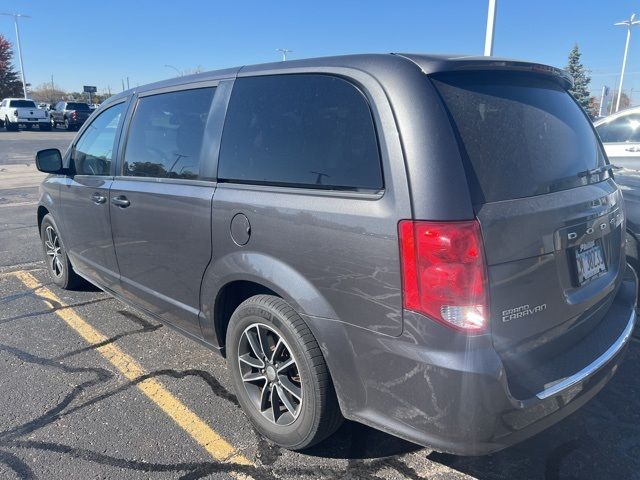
[198,251,338,348]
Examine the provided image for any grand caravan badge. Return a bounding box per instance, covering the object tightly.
[502,303,547,323]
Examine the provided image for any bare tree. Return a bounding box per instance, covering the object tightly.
[30,82,67,104]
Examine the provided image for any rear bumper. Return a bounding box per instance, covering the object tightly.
[304,269,637,456]
[15,117,48,125]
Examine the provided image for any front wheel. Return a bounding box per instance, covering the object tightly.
[40,214,82,289]
[226,295,343,450]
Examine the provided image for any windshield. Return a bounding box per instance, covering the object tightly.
[432,71,607,204]
[9,100,36,108]
[67,102,91,111]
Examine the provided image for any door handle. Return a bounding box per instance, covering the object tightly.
[624,146,640,152]
[90,192,107,204]
[111,195,130,208]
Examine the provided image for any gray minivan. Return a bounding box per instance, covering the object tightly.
[35,54,636,455]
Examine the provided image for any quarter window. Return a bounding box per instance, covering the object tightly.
[123,88,215,179]
[218,74,383,191]
[72,103,125,175]
[596,114,640,143]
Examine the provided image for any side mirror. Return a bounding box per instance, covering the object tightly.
[35,149,64,174]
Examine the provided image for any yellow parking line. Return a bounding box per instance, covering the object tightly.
[13,270,254,476]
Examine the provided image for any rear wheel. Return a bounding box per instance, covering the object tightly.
[64,118,73,131]
[40,214,81,289]
[5,117,18,131]
[226,295,343,450]
[50,117,56,129]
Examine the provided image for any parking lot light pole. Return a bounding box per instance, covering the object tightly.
[484,0,497,56]
[614,13,640,112]
[164,64,182,77]
[276,49,292,61]
[0,13,31,98]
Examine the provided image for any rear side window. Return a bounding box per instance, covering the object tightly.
[218,74,382,191]
[596,114,640,143]
[123,87,215,180]
[9,100,36,108]
[432,72,606,204]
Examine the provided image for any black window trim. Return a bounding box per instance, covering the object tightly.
[117,79,222,183]
[216,72,386,194]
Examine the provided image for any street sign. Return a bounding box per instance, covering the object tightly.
[83,85,97,93]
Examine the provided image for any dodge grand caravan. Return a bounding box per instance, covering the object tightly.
[34,54,637,454]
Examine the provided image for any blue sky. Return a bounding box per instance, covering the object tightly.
[1,0,639,106]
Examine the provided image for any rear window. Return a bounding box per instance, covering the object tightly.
[218,74,383,191]
[432,72,606,204]
[67,102,91,111]
[9,100,36,108]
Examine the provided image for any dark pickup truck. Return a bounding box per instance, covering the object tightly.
[50,101,92,130]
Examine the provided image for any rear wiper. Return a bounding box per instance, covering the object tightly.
[578,164,615,177]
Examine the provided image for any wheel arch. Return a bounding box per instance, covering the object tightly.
[200,251,337,352]
[37,205,50,231]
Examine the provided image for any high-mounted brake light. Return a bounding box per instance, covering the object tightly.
[398,220,489,333]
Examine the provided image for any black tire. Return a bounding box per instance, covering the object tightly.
[0,118,4,128]
[226,295,343,450]
[51,117,56,129]
[5,117,18,131]
[64,118,72,131]
[40,214,82,290]
[40,123,51,131]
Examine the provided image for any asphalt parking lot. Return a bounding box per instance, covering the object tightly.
[1,130,640,479]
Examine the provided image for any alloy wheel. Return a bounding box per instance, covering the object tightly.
[237,323,302,426]
[44,226,64,278]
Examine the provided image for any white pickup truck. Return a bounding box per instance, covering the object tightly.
[0,98,51,131]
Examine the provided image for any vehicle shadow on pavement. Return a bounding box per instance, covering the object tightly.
[304,421,421,459]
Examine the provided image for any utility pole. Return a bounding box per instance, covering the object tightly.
[483,0,497,56]
[614,13,640,112]
[126,77,130,89]
[0,13,31,98]
[276,48,292,61]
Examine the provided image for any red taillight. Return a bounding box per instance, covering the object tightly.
[71,111,77,119]
[398,220,489,333]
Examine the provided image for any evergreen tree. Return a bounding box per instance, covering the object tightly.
[0,34,23,98]
[565,44,594,116]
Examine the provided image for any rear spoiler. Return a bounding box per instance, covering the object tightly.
[444,60,574,89]
[394,54,574,90]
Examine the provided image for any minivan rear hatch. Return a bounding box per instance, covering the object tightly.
[431,70,626,363]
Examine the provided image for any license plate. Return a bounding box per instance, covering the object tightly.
[575,241,607,285]
[28,118,37,121]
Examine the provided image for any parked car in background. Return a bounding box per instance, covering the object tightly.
[612,169,640,292]
[50,101,92,130]
[0,98,50,131]
[34,53,636,455]
[594,106,640,168]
